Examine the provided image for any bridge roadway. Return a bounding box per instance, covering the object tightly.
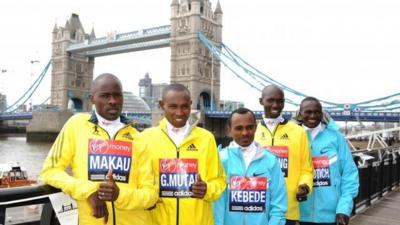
[351,188,400,225]
[2,110,400,122]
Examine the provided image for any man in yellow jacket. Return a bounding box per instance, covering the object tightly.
[255,85,313,225]
[40,73,157,225]
[141,83,226,225]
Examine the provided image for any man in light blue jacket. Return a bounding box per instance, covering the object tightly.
[213,107,287,225]
[296,97,359,225]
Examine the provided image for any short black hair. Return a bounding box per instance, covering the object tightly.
[227,107,256,126]
[161,83,191,101]
[300,96,322,111]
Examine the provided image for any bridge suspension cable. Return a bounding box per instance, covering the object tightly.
[198,32,317,107]
[1,60,51,114]
[39,96,51,106]
[198,32,400,111]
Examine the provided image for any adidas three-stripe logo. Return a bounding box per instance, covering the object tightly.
[187,143,198,151]
[280,133,289,140]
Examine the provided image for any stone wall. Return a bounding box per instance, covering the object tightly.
[26,111,73,142]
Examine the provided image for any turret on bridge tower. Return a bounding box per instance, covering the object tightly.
[170,0,223,110]
[51,13,94,112]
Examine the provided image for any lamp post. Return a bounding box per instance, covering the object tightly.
[0,69,6,93]
[210,51,214,111]
[29,60,40,111]
[0,69,7,113]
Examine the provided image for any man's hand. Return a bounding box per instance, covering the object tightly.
[296,184,310,201]
[98,169,120,201]
[336,213,349,225]
[87,191,108,220]
[191,174,207,199]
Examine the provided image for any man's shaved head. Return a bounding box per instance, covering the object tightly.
[89,73,123,120]
[261,85,284,98]
[91,73,122,94]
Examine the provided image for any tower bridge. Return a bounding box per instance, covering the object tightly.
[51,0,222,113]
[0,0,399,139]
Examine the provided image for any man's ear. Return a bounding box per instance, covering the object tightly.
[259,97,263,105]
[89,95,94,104]
[295,110,303,122]
[159,100,164,110]
[226,125,232,138]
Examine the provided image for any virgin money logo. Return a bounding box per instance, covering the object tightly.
[89,139,109,154]
[159,159,198,173]
[160,159,176,172]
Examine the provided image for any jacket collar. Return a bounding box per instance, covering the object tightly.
[228,141,265,162]
[260,117,288,128]
[88,111,131,125]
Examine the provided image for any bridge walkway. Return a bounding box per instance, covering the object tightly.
[351,188,400,225]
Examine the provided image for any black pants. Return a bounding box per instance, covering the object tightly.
[300,222,336,225]
[286,220,298,225]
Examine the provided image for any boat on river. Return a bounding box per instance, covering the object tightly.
[0,162,37,188]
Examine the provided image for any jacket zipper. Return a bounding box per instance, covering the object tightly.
[238,150,262,225]
[265,123,280,146]
[311,144,315,222]
[94,124,129,225]
[111,126,127,225]
[161,130,181,225]
[311,190,315,222]
[176,149,180,225]
[239,154,247,225]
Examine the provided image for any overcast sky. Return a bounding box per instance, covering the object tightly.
[0,0,399,111]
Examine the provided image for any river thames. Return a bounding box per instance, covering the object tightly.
[0,135,51,180]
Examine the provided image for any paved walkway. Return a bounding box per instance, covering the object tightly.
[350,188,400,225]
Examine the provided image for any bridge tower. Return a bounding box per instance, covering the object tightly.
[170,0,223,110]
[51,14,95,112]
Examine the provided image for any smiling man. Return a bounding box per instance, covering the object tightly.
[254,85,314,225]
[213,107,287,225]
[141,83,226,225]
[295,97,359,225]
[40,73,157,225]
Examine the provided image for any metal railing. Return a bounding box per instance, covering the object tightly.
[1,148,399,224]
[352,146,400,213]
[0,185,60,225]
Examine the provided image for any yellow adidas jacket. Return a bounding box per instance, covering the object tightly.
[40,113,157,225]
[141,118,226,225]
[255,119,313,220]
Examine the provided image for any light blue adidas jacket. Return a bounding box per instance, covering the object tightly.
[300,124,359,223]
[213,142,287,225]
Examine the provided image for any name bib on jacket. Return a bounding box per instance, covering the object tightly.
[88,139,132,183]
[312,156,331,187]
[229,176,267,213]
[159,158,198,198]
[268,146,289,177]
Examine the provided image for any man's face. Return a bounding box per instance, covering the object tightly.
[259,89,285,118]
[160,90,192,128]
[89,79,123,121]
[228,112,256,147]
[300,100,322,128]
